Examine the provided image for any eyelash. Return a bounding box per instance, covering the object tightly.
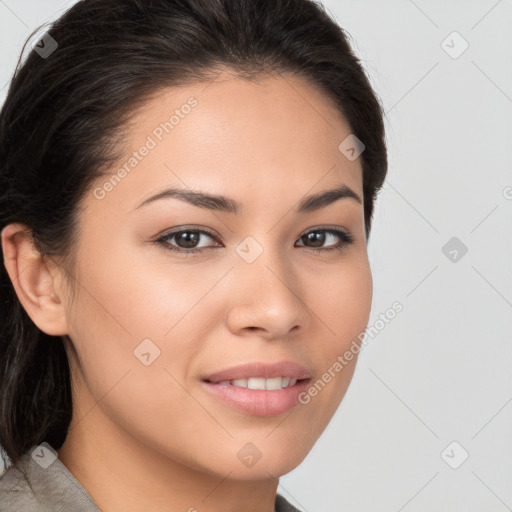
[154,226,355,256]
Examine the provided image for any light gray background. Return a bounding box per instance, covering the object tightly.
[1,1,511,511]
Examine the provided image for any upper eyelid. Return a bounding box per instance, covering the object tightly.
[156,225,352,244]
[157,227,217,241]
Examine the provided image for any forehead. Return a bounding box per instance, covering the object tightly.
[85,71,363,216]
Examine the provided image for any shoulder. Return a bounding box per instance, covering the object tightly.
[0,448,101,512]
[275,492,305,512]
[0,462,42,512]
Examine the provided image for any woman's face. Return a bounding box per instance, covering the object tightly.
[60,71,372,478]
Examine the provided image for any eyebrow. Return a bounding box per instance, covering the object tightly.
[132,184,361,214]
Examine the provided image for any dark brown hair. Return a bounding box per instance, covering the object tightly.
[0,0,387,471]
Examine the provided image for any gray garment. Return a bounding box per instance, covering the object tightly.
[0,451,302,512]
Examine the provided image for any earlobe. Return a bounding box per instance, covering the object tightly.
[1,222,70,336]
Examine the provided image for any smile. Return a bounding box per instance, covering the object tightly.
[215,377,298,389]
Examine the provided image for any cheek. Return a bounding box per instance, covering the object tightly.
[299,257,372,414]
[313,256,373,351]
[64,251,224,465]
[64,240,231,412]
[70,239,223,341]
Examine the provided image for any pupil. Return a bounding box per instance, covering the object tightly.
[305,232,324,247]
[177,231,199,248]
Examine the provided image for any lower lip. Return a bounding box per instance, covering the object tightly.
[201,379,311,417]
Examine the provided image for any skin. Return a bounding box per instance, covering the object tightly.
[1,70,372,512]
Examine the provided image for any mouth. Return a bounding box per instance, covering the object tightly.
[202,360,312,383]
[200,361,313,416]
[203,376,307,390]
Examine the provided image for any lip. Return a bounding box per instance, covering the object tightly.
[202,360,313,383]
[201,378,312,417]
[200,360,313,417]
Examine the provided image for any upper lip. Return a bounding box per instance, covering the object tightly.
[202,361,313,383]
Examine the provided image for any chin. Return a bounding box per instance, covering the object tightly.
[223,451,310,481]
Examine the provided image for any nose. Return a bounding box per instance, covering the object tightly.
[225,244,311,340]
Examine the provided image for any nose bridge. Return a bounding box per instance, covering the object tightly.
[227,232,309,335]
[235,232,294,293]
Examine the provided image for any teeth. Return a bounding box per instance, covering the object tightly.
[265,377,283,390]
[217,377,299,389]
[248,377,266,390]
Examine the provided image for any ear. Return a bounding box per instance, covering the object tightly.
[1,223,70,336]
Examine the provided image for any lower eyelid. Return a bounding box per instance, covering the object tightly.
[158,230,218,249]
[156,227,354,252]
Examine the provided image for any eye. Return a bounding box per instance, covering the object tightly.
[155,226,355,255]
[295,227,355,253]
[155,227,220,254]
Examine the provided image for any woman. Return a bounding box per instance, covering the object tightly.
[0,0,387,510]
